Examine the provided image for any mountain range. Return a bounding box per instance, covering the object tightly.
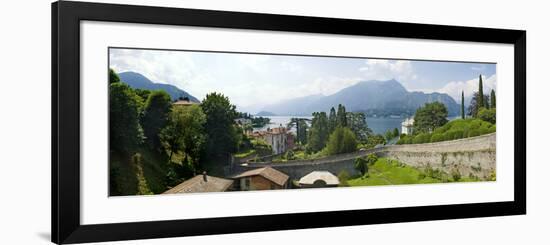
[260,79,460,117]
[118,71,199,102]
[116,72,460,117]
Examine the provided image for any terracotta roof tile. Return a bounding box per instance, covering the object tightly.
[232,167,289,186]
[163,175,233,194]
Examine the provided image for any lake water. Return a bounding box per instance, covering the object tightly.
[254,116,406,135]
[253,116,313,133]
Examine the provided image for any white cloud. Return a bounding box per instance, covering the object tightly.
[358,59,417,82]
[297,76,363,97]
[110,49,495,113]
[437,74,497,101]
[109,49,197,91]
[280,61,302,72]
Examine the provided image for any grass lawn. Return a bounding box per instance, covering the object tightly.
[347,158,476,187]
[234,148,257,158]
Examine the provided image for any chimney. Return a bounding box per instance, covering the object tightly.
[202,171,207,182]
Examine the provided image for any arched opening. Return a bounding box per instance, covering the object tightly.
[312,179,327,188]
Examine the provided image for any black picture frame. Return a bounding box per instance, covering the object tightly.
[52,1,526,244]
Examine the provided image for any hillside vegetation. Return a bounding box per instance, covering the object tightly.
[397,118,495,145]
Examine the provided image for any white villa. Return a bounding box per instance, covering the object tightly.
[264,127,288,154]
[401,117,414,135]
[250,126,291,155]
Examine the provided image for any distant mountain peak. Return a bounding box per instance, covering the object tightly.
[117,71,199,102]
[260,79,459,117]
[255,111,277,116]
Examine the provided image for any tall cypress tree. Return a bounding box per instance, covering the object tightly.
[461,91,465,119]
[490,89,496,109]
[477,75,485,115]
[328,107,337,133]
[336,104,347,127]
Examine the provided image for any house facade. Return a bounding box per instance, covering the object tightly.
[251,126,293,155]
[264,127,288,154]
[231,167,289,191]
[401,117,414,135]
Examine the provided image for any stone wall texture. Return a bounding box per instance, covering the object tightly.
[378,133,496,179]
[232,133,496,180]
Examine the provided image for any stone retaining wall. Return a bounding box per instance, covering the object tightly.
[233,133,496,180]
[378,133,496,179]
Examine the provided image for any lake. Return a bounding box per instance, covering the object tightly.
[253,115,408,135]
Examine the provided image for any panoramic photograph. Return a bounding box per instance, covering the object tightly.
[108,48,497,196]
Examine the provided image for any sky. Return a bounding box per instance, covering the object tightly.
[109,48,496,112]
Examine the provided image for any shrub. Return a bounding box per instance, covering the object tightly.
[284,150,296,160]
[489,170,496,181]
[451,168,462,182]
[479,127,490,135]
[448,129,464,140]
[354,157,369,176]
[398,118,495,144]
[478,108,496,124]
[468,129,481,137]
[430,133,445,142]
[366,153,378,166]
[468,173,480,181]
[337,170,350,187]
[413,133,431,144]
[418,172,426,180]
[397,135,412,144]
[442,132,453,141]
[424,164,435,178]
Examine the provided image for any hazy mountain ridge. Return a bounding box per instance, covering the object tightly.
[118,71,199,102]
[261,79,460,117]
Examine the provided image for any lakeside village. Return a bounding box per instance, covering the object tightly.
[109,70,497,196]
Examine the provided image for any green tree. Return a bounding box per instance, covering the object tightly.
[141,91,172,150]
[468,92,490,117]
[288,118,308,145]
[461,91,465,119]
[413,102,448,133]
[337,170,350,187]
[307,112,329,153]
[347,112,372,142]
[393,128,400,138]
[477,107,496,124]
[134,89,151,102]
[477,75,485,113]
[384,129,394,141]
[354,154,378,176]
[328,107,337,133]
[109,68,120,84]
[366,153,378,165]
[109,82,144,154]
[201,93,239,158]
[354,157,368,176]
[366,134,386,148]
[336,104,347,127]
[490,89,496,109]
[297,119,308,145]
[160,105,207,166]
[325,127,358,155]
